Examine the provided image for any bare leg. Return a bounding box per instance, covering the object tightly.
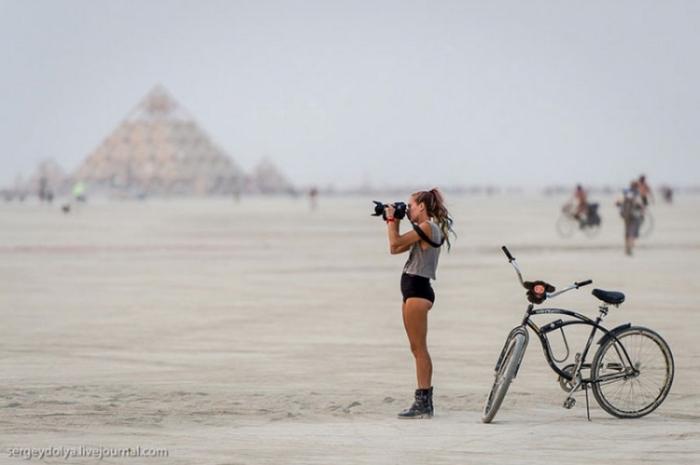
[624,222,633,255]
[402,297,433,389]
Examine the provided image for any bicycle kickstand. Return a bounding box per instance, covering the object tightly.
[584,384,591,421]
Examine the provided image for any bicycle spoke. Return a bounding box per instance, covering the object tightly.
[594,329,672,416]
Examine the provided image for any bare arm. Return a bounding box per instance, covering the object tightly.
[387,220,413,254]
[385,208,432,254]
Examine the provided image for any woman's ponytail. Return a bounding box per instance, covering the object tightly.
[413,188,456,251]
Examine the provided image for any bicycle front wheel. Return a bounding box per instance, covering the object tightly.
[556,213,576,238]
[591,326,674,418]
[482,331,527,423]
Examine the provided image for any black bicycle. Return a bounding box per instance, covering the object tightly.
[640,209,654,238]
[556,202,602,238]
[482,246,674,423]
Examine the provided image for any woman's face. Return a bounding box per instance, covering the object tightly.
[407,195,425,221]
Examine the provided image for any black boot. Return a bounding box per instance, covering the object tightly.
[397,387,433,419]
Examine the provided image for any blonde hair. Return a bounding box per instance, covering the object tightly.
[412,187,456,251]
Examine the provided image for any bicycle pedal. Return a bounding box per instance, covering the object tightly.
[563,397,576,409]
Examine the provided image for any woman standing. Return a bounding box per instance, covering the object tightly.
[384,188,455,419]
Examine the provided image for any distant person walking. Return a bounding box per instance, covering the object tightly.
[309,187,319,211]
[72,181,87,202]
[62,180,87,214]
[660,185,674,204]
[616,181,645,256]
[383,188,454,419]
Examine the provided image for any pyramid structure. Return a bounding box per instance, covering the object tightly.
[248,158,296,194]
[73,85,245,196]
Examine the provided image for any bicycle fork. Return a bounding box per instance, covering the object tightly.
[496,326,529,377]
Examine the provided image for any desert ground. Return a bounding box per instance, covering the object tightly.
[1,193,698,464]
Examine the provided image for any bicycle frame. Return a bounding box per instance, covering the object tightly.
[515,305,638,385]
[500,246,638,387]
[484,246,673,423]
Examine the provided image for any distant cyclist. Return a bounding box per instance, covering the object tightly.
[572,184,589,226]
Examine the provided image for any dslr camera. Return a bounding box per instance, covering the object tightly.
[372,200,407,221]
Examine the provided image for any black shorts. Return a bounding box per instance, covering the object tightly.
[401,273,435,303]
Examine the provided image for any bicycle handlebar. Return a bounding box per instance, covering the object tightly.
[502,246,515,262]
[548,279,593,299]
[502,246,593,299]
[502,246,525,287]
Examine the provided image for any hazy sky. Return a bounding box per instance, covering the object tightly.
[1,0,699,189]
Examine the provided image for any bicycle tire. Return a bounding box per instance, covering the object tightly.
[591,326,674,418]
[482,332,527,423]
[639,211,654,238]
[555,214,576,238]
[582,223,602,238]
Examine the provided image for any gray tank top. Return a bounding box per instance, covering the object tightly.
[403,222,444,280]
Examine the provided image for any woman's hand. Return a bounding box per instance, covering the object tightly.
[385,204,396,221]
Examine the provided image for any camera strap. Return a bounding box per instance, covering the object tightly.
[411,222,444,248]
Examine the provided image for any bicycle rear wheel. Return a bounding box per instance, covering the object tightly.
[482,331,527,423]
[582,223,602,238]
[591,326,673,418]
[639,211,654,238]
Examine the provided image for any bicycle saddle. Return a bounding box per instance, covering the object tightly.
[592,288,625,305]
